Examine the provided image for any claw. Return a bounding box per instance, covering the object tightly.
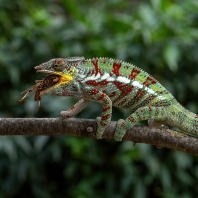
[114,119,125,141]
[96,117,103,139]
[60,111,71,118]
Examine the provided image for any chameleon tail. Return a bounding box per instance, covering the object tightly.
[167,103,198,138]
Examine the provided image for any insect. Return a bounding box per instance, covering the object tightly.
[19,75,60,111]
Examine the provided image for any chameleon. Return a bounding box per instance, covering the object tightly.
[28,56,198,141]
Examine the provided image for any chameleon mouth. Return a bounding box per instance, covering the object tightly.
[19,71,73,111]
[37,70,73,81]
[36,70,73,96]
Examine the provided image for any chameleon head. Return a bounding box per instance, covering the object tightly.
[34,57,85,72]
[34,58,81,97]
[34,58,67,72]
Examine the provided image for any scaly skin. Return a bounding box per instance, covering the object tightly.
[34,57,198,141]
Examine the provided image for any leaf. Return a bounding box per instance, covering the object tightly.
[163,44,180,71]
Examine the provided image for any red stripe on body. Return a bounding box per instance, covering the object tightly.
[112,62,121,76]
[143,76,157,87]
[113,82,134,103]
[135,89,147,100]
[125,89,147,108]
[113,82,134,95]
[92,59,99,75]
[86,80,109,86]
[129,68,140,79]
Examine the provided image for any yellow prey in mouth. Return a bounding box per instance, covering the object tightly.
[36,70,73,96]
[19,71,73,111]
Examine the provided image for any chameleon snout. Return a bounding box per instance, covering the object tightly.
[34,65,42,70]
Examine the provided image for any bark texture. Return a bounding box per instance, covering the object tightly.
[0,118,198,156]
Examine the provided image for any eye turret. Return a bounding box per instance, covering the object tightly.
[52,64,64,71]
[52,59,65,71]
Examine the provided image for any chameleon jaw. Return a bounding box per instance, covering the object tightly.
[37,70,73,84]
[19,72,72,111]
[36,70,73,96]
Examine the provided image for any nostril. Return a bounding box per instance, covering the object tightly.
[34,65,40,70]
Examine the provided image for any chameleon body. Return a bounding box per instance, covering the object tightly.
[34,57,198,141]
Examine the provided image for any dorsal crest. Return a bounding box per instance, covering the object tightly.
[65,57,85,65]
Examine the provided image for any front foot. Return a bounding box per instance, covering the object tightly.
[114,119,126,141]
[60,111,72,119]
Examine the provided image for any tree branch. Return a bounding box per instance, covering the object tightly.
[0,118,198,156]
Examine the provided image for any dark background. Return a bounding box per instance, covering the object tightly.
[1,0,198,197]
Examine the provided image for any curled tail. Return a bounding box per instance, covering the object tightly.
[166,103,198,137]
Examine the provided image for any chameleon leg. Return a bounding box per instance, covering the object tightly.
[85,88,112,139]
[61,98,90,118]
[114,106,166,141]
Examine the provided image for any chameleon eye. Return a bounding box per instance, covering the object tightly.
[53,64,64,72]
[53,64,60,69]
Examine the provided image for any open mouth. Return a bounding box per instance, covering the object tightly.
[36,70,73,96]
[39,73,61,96]
[19,70,73,111]
[37,70,73,88]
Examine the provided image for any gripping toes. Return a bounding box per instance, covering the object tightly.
[86,89,112,140]
[96,117,106,139]
[60,111,71,118]
[114,119,126,141]
[114,106,167,141]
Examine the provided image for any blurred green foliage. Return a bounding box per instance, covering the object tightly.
[1,0,198,197]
